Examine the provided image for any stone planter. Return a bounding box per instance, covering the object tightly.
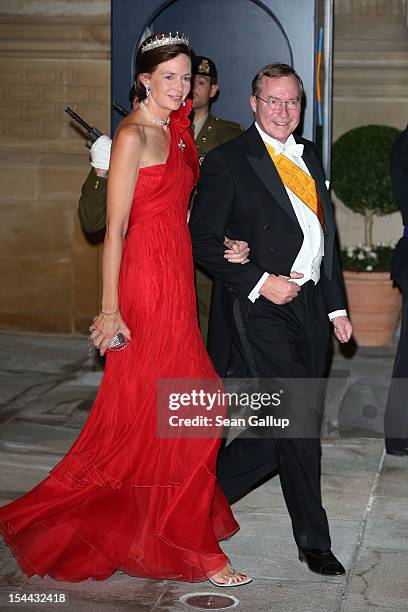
[344,271,402,347]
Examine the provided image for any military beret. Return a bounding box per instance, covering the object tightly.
[193,56,218,81]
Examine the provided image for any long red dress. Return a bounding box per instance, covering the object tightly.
[0,102,239,582]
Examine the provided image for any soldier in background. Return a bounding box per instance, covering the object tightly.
[192,56,243,162]
[190,56,244,341]
[77,86,137,234]
[78,56,246,343]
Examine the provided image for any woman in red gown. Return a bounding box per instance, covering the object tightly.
[0,33,250,586]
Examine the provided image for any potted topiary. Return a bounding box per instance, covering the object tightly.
[332,124,402,346]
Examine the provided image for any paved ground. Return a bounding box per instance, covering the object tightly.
[0,332,407,611]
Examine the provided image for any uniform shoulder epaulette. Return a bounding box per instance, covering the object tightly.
[214,116,244,131]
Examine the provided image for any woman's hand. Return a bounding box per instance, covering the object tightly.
[90,312,131,356]
[224,238,250,264]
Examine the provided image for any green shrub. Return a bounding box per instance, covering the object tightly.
[332,125,399,246]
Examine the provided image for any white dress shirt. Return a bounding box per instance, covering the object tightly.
[248,122,347,322]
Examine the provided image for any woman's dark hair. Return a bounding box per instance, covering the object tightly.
[134,33,194,101]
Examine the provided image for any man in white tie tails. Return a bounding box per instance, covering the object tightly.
[190,63,352,576]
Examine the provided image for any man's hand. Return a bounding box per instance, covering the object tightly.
[90,135,112,173]
[332,316,352,343]
[259,271,303,304]
[224,238,250,264]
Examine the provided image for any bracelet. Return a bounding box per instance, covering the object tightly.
[100,309,119,316]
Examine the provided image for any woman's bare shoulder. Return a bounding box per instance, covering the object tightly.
[114,118,146,147]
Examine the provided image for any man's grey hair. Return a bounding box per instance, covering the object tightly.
[251,63,303,99]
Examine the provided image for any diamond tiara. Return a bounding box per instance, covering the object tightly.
[140,31,189,54]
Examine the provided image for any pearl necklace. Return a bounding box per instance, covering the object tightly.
[140,101,170,126]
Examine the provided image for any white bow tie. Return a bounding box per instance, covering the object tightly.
[280,142,304,158]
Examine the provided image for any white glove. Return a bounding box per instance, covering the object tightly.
[90,135,112,171]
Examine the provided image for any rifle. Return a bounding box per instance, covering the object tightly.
[64,107,103,146]
[112,101,129,117]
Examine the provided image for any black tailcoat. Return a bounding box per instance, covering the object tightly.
[189,124,347,549]
[189,124,346,376]
[390,126,408,281]
[385,126,408,455]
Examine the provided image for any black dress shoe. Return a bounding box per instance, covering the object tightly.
[298,548,346,576]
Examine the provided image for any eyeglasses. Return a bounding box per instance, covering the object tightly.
[255,95,300,111]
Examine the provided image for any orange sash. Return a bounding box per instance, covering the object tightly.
[265,143,324,226]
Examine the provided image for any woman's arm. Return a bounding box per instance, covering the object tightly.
[91,124,144,355]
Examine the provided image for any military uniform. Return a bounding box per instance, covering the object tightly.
[78,167,106,234]
[195,113,243,160]
[193,113,243,343]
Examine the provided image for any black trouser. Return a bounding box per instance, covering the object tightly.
[217,281,331,550]
[384,278,408,455]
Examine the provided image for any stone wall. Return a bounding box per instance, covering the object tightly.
[0,1,406,334]
[0,0,110,334]
[333,0,408,245]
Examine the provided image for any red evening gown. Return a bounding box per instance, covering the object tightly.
[0,101,239,582]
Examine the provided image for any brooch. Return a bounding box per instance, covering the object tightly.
[178,138,186,151]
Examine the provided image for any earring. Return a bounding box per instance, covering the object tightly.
[182,99,186,107]
[145,85,150,98]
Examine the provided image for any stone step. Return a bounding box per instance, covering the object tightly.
[333,51,408,98]
[335,22,408,35]
[334,49,408,65]
[336,38,408,51]
[335,19,408,35]
[335,22,408,51]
